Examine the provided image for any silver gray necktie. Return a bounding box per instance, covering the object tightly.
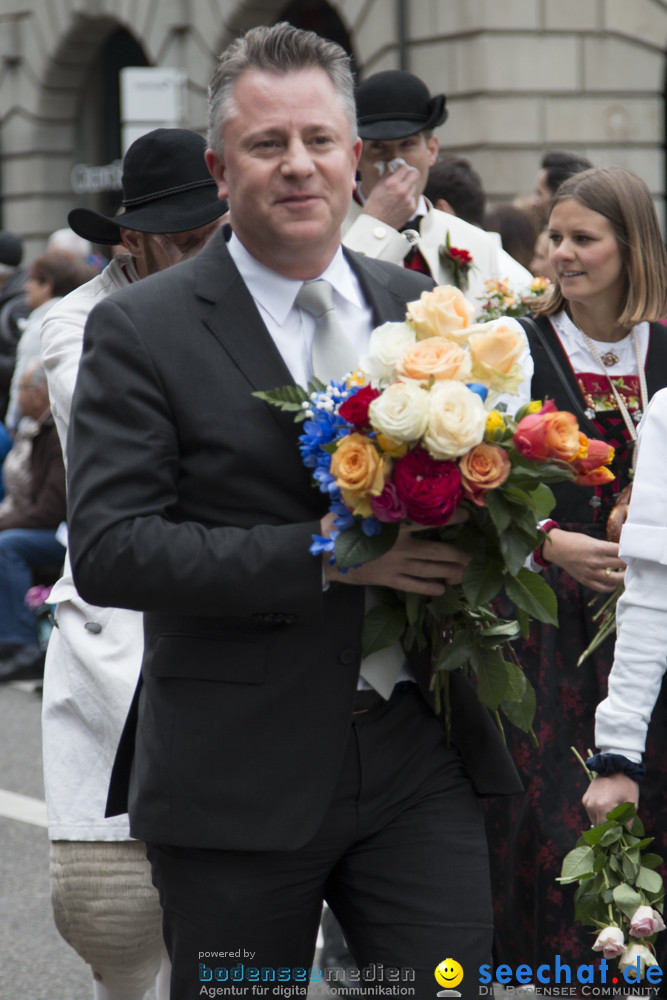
[296,279,358,383]
[296,280,404,700]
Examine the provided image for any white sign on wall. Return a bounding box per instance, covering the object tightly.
[120,67,187,154]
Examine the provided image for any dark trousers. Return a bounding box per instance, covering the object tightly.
[146,684,493,999]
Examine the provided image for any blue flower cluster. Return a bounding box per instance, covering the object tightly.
[300,380,382,559]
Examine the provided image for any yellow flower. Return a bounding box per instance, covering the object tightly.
[375,433,409,458]
[531,276,551,293]
[526,400,542,414]
[485,410,506,435]
[346,370,367,388]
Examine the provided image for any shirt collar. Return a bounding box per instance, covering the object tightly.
[227,233,364,324]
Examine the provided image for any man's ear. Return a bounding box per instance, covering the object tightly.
[426,134,439,168]
[434,197,456,216]
[118,228,143,258]
[205,149,229,201]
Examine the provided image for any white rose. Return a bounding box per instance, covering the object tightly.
[368,381,430,445]
[618,942,659,975]
[592,926,625,959]
[423,381,487,460]
[360,321,417,383]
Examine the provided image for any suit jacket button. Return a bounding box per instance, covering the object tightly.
[339,648,357,665]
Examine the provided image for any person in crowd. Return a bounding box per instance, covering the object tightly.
[424,150,486,227]
[342,69,532,301]
[0,359,67,681]
[582,385,667,826]
[47,227,104,272]
[65,23,522,999]
[0,230,29,420]
[529,227,557,282]
[530,150,593,225]
[483,203,538,271]
[5,253,95,431]
[40,126,226,1000]
[485,165,667,973]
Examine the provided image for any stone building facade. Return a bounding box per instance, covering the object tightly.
[0,0,666,259]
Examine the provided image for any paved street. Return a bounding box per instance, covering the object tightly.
[0,679,159,1000]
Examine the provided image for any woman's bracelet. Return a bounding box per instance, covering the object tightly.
[533,519,560,569]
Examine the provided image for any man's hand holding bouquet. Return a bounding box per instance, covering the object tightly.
[256,285,614,740]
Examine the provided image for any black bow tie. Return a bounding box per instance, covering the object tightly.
[399,215,423,235]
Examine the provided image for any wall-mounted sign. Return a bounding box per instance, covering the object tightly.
[71,160,123,194]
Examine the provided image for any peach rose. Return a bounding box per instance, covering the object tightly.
[330,433,388,515]
[406,285,476,343]
[468,319,527,395]
[460,443,511,505]
[396,337,472,385]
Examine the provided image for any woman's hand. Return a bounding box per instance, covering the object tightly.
[542,528,625,592]
[583,772,639,826]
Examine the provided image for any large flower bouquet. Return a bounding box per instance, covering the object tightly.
[559,753,665,976]
[256,285,614,739]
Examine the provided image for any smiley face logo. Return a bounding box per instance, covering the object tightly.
[435,958,464,992]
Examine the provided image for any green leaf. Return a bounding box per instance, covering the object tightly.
[622,853,639,882]
[500,670,536,733]
[612,882,643,919]
[636,867,664,894]
[479,621,522,643]
[607,802,638,825]
[599,826,623,848]
[558,845,596,883]
[335,522,399,570]
[641,853,664,871]
[404,592,425,627]
[582,820,615,846]
[484,490,512,535]
[473,649,511,711]
[504,568,559,625]
[434,633,476,673]
[528,482,558,520]
[252,384,310,418]
[462,557,505,607]
[361,604,407,658]
[499,525,538,577]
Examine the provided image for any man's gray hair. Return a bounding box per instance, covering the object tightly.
[207,21,357,157]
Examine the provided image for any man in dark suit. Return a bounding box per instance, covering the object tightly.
[67,22,520,1000]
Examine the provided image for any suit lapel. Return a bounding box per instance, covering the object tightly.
[194,234,295,394]
[344,247,426,324]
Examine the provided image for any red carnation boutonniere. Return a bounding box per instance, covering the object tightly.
[439,231,474,291]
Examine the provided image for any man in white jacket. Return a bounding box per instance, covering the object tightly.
[342,70,532,305]
[41,127,225,1000]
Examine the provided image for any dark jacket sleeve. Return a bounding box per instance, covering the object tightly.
[0,418,67,531]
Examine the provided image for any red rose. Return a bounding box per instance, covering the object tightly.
[339,385,381,429]
[448,247,473,266]
[570,437,614,475]
[393,447,462,525]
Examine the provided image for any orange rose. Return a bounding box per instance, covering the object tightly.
[460,443,511,506]
[514,407,580,462]
[396,337,472,384]
[330,433,388,515]
[406,285,475,342]
[543,411,582,461]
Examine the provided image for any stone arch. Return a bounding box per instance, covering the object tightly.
[218,0,356,66]
[4,14,149,255]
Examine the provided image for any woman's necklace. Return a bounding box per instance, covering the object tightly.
[580,326,648,468]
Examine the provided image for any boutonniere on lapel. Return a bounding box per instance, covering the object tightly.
[439,231,475,291]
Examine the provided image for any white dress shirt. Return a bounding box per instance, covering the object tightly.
[595,386,667,761]
[227,234,375,387]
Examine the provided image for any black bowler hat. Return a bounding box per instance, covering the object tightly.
[0,231,23,267]
[68,128,226,245]
[355,70,448,140]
